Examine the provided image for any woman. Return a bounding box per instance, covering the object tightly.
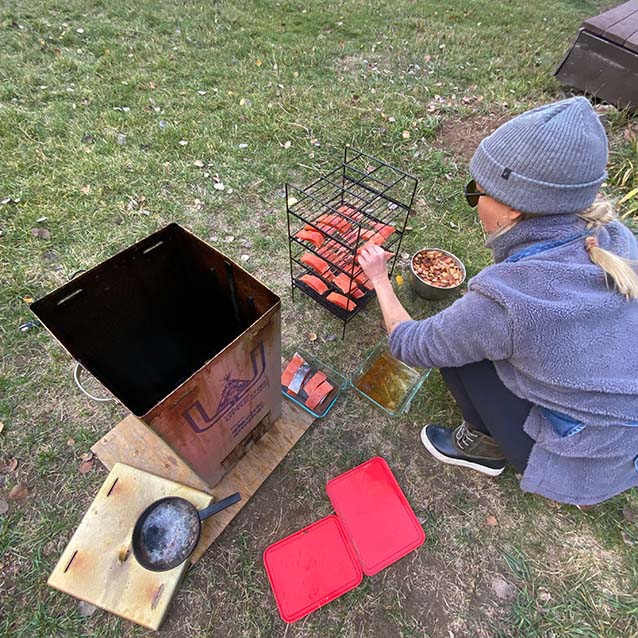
[358,97,638,506]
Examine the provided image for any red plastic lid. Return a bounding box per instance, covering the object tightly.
[326,457,425,576]
[263,515,363,623]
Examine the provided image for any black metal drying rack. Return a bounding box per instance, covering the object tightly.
[286,146,418,338]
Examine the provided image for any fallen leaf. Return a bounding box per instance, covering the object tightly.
[8,483,29,500]
[395,275,404,286]
[213,182,225,191]
[537,587,552,603]
[178,140,188,146]
[197,90,207,95]
[0,421,4,434]
[283,140,291,149]
[485,515,498,527]
[224,235,235,243]
[1,458,19,473]
[77,601,97,617]
[238,143,248,149]
[255,59,262,66]
[80,451,94,462]
[306,331,318,342]
[491,575,517,601]
[22,296,33,303]
[79,458,94,475]
[623,505,637,523]
[36,215,47,222]
[31,228,51,240]
[66,438,75,446]
[0,499,8,515]
[193,160,205,168]
[80,184,91,194]
[402,130,410,139]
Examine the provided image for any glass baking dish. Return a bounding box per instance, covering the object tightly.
[349,340,430,417]
[281,349,348,418]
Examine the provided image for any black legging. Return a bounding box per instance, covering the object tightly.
[439,361,535,473]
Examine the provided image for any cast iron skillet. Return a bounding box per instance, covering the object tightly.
[132,492,241,571]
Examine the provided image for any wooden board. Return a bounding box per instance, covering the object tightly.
[47,463,213,630]
[92,398,315,564]
[583,1,638,53]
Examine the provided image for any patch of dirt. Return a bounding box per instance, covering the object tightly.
[431,112,512,163]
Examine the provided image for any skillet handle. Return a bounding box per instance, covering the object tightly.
[198,492,241,522]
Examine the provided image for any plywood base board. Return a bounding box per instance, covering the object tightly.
[91,399,315,564]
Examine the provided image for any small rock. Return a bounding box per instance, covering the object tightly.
[117,133,127,145]
[491,575,517,601]
[77,601,97,617]
[238,143,248,149]
[193,159,205,168]
[159,120,167,128]
[240,254,250,262]
[213,182,225,191]
[178,140,188,146]
[325,334,338,342]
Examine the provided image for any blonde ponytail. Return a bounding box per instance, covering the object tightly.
[579,201,638,300]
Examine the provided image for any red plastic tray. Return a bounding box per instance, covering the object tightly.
[326,456,425,575]
[263,515,363,623]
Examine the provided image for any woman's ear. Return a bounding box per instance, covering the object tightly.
[507,209,523,223]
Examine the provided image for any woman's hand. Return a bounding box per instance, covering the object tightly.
[357,242,394,286]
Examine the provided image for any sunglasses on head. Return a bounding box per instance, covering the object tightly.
[464,179,488,208]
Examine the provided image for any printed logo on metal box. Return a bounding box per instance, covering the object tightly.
[182,343,269,435]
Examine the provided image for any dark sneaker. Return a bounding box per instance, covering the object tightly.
[420,422,506,477]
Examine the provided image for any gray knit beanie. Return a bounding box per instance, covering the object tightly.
[469,96,608,215]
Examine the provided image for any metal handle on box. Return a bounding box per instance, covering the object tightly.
[73,362,114,403]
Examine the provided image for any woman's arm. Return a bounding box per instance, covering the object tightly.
[358,241,513,369]
[358,242,411,335]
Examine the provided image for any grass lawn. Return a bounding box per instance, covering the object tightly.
[1,0,638,636]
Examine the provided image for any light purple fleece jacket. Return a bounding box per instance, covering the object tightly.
[389,214,638,505]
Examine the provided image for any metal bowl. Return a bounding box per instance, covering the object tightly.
[409,248,466,300]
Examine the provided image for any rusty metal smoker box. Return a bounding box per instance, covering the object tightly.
[32,223,282,489]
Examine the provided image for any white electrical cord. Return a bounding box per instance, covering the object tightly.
[73,362,114,402]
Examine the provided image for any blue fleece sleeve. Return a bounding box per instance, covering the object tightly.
[388,290,512,369]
